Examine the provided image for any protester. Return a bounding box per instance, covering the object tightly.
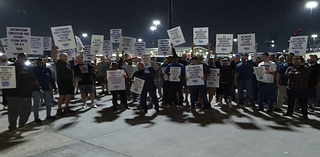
[133,61,160,113]
[234,46,258,108]
[122,54,138,101]
[256,52,277,112]
[53,46,83,115]
[151,56,162,99]
[0,53,10,110]
[283,56,309,119]
[275,53,294,111]
[74,57,97,108]
[214,51,235,107]
[107,62,130,111]
[305,54,320,112]
[160,56,173,106]
[187,56,211,110]
[97,55,111,95]
[179,53,190,102]
[32,59,58,122]
[3,53,40,135]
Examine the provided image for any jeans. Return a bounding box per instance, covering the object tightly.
[32,90,52,119]
[276,85,287,109]
[258,82,276,110]
[190,85,209,108]
[231,78,236,101]
[286,89,308,118]
[140,87,159,111]
[237,79,255,106]
[7,97,32,131]
[111,90,127,110]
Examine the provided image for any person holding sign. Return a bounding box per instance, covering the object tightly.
[133,61,160,113]
[187,56,211,110]
[107,62,130,111]
[160,56,173,106]
[74,58,97,109]
[214,50,235,107]
[53,46,84,115]
[234,46,258,109]
[3,53,40,134]
[165,56,185,107]
[283,56,310,119]
[97,56,111,95]
[256,52,277,112]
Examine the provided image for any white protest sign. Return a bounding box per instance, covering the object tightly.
[161,67,169,81]
[0,66,16,89]
[216,34,233,53]
[186,65,204,86]
[130,77,145,94]
[103,40,113,57]
[110,29,122,43]
[59,49,76,60]
[90,35,104,54]
[141,55,151,66]
[237,33,255,53]
[51,25,76,50]
[30,36,43,55]
[207,69,220,88]
[83,45,94,62]
[75,36,84,52]
[119,37,136,51]
[42,37,52,51]
[134,42,146,56]
[169,67,181,82]
[158,39,172,55]
[253,66,266,82]
[288,36,308,56]
[7,27,31,58]
[107,70,126,91]
[0,38,8,53]
[167,26,186,46]
[193,27,209,45]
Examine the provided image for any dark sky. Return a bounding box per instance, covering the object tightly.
[0,0,319,52]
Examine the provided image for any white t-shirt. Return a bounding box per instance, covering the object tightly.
[123,63,138,79]
[257,61,277,83]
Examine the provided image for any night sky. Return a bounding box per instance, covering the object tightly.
[0,0,319,52]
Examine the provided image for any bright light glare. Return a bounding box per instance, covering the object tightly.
[306,1,318,9]
[150,26,157,31]
[233,39,237,42]
[25,60,31,66]
[271,40,275,43]
[153,20,160,25]
[271,44,275,47]
[312,34,318,38]
[82,33,88,37]
[138,39,142,42]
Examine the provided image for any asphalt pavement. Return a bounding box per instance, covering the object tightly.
[1,89,320,157]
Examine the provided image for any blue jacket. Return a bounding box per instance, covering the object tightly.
[32,64,57,91]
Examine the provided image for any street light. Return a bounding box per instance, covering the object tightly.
[233,39,237,42]
[82,33,88,38]
[153,20,160,26]
[312,34,318,38]
[306,1,318,9]
[138,39,142,42]
[271,44,275,47]
[150,26,156,31]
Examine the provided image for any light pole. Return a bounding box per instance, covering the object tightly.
[233,38,237,53]
[150,26,156,47]
[306,1,318,52]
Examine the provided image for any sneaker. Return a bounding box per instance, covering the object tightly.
[64,107,76,113]
[56,109,65,115]
[46,116,56,120]
[34,118,42,123]
[91,103,98,108]
[215,102,222,106]
[308,106,314,112]
[82,103,88,109]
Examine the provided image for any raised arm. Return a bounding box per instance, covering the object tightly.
[52,46,59,63]
[207,43,211,59]
[152,60,159,70]
[171,43,178,58]
[253,46,258,63]
[191,43,195,57]
[121,50,125,65]
[214,51,218,61]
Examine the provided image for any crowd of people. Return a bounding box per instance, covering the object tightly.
[1,43,320,135]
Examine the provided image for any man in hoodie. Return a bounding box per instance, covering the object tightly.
[32,59,58,122]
